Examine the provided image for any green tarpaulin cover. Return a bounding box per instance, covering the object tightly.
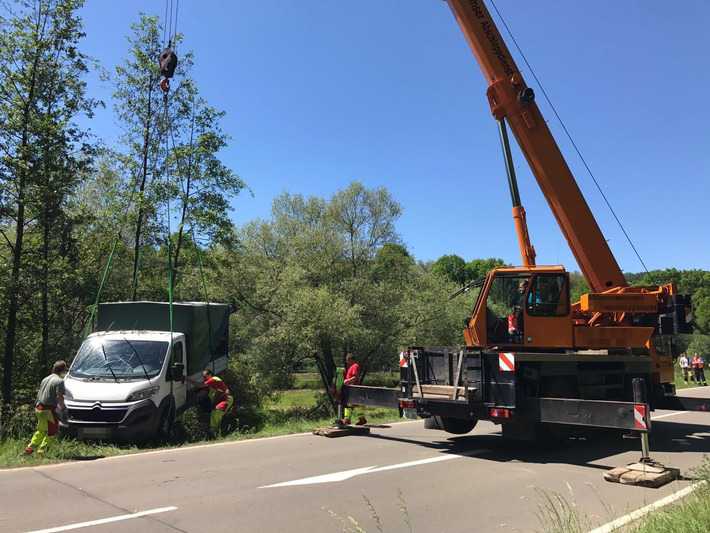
[97,301,229,374]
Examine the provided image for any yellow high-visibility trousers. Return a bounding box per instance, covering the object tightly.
[28,409,58,452]
[210,396,234,435]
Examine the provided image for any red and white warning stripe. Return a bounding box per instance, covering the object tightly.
[499,352,515,372]
[633,403,648,430]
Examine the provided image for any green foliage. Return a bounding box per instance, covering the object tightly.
[465,258,506,281]
[0,437,133,469]
[216,182,480,395]
[0,404,37,440]
[0,0,99,406]
[569,272,590,302]
[432,254,467,284]
[372,243,414,284]
[175,406,210,442]
[432,256,506,286]
[629,269,710,334]
[686,335,710,356]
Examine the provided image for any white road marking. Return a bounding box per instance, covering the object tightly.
[588,481,706,533]
[260,452,473,488]
[25,506,178,533]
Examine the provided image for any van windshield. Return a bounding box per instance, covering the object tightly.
[70,338,169,380]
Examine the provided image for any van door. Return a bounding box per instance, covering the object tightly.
[170,339,187,409]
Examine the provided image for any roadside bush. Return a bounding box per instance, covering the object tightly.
[223,357,270,411]
[176,406,211,443]
[0,404,37,440]
[308,391,335,419]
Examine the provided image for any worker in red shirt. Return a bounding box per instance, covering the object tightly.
[342,353,366,426]
[196,369,234,436]
[692,353,707,386]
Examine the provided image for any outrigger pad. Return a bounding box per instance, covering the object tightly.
[603,462,680,488]
[313,425,371,438]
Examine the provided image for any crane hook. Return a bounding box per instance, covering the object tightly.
[159,46,178,94]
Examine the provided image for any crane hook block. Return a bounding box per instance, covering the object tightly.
[159,48,178,79]
[160,78,170,93]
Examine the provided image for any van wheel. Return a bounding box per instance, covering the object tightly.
[157,404,175,441]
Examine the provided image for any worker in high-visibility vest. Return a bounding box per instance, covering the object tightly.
[692,353,707,386]
[341,353,366,426]
[25,361,68,455]
[197,369,234,436]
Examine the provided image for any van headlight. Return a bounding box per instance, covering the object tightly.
[63,388,73,400]
[126,385,160,402]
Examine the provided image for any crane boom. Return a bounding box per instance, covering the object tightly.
[445,0,627,292]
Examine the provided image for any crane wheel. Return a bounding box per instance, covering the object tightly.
[425,415,477,435]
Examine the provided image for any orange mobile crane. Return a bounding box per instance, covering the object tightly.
[344,0,706,443]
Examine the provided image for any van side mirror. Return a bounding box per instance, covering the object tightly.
[170,363,185,383]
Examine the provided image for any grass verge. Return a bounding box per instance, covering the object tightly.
[674,364,708,391]
[631,459,710,533]
[533,459,710,533]
[293,371,399,390]
[0,390,401,469]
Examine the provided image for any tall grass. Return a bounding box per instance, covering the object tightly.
[632,459,710,533]
[534,488,588,533]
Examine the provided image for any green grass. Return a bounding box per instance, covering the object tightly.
[531,459,710,533]
[263,388,399,428]
[292,372,323,390]
[631,460,710,533]
[674,364,707,390]
[293,371,399,390]
[266,389,321,410]
[0,438,136,469]
[0,389,401,469]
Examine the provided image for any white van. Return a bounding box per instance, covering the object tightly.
[63,302,230,441]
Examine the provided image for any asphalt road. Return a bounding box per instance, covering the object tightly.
[2,387,710,533]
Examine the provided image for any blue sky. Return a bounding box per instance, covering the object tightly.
[78,1,710,271]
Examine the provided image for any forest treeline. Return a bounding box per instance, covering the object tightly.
[0,1,707,425]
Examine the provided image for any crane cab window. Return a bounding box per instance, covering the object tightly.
[526,274,569,317]
[486,275,530,344]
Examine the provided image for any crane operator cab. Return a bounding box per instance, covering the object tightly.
[464,266,573,350]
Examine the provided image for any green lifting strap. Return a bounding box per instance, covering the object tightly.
[191,226,214,371]
[86,237,120,334]
[163,93,175,356]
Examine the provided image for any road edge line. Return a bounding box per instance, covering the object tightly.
[588,480,707,533]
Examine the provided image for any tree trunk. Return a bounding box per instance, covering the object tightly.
[131,75,155,301]
[3,199,25,406]
[2,20,44,406]
[40,206,50,374]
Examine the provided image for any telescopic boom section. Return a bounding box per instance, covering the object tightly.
[445,0,627,292]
